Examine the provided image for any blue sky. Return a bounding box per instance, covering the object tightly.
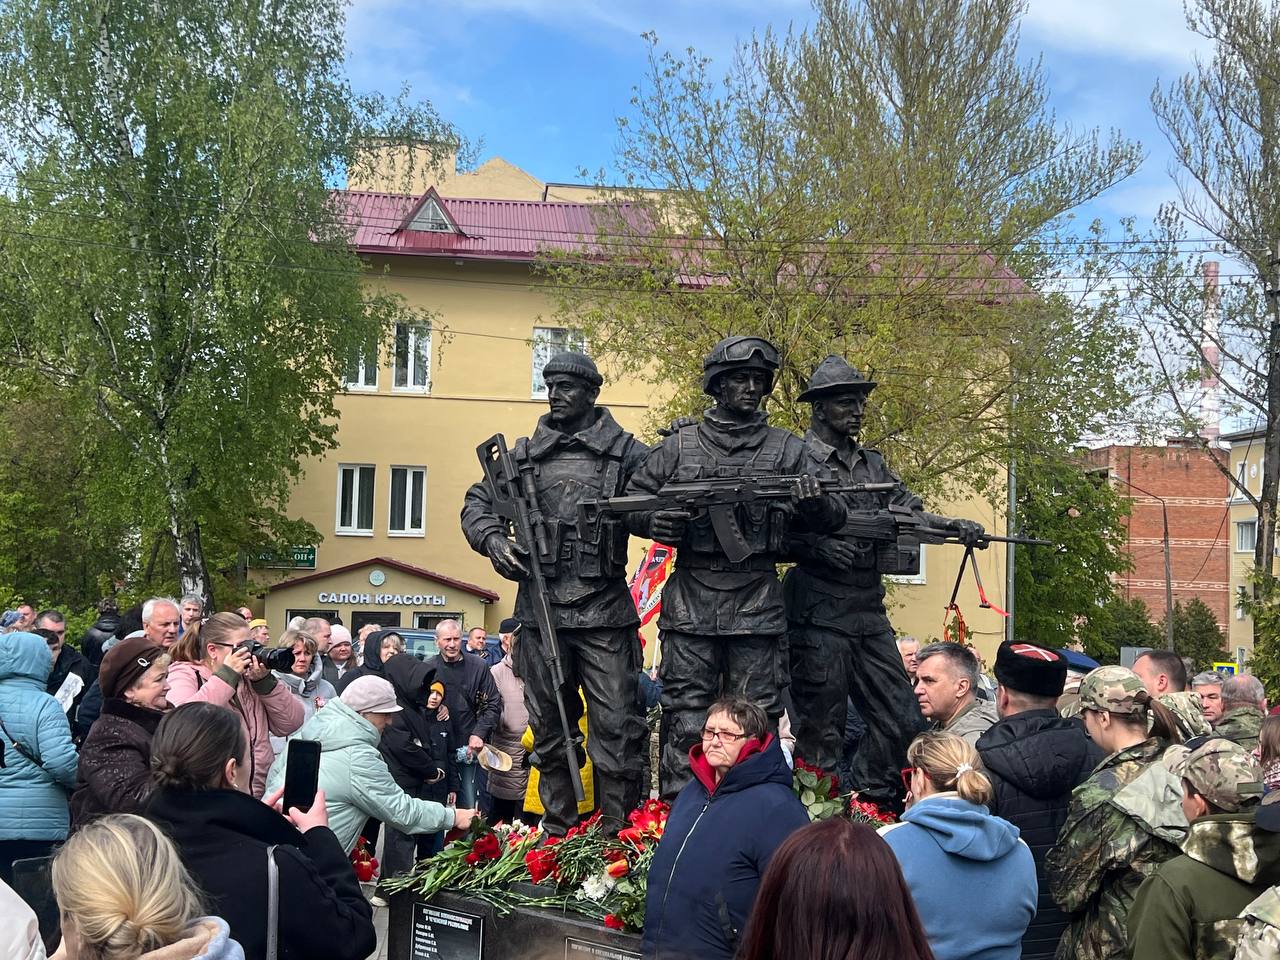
[345,0,1210,237]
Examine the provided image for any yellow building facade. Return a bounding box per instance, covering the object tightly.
[256,157,1008,658]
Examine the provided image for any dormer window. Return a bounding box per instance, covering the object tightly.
[410,197,453,233]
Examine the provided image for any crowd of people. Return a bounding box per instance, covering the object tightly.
[643,644,1280,960]
[0,599,499,958]
[3,594,1280,960]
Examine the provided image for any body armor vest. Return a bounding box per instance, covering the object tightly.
[513,438,630,595]
[673,425,789,561]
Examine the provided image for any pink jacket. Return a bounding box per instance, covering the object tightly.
[166,661,304,797]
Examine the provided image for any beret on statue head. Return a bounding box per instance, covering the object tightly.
[994,641,1068,698]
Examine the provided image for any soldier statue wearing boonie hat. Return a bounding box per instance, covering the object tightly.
[783,354,986,811]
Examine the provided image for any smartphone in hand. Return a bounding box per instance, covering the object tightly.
[282,739,322,813]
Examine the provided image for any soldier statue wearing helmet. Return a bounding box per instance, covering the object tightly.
[461,351,650,836]
[784,354,984,811]
[623,335,846,796]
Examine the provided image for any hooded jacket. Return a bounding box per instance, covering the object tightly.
[934,697,999,746]
[264,695,456,853]
[642,735,809,960]
[166,660,304,798]
[1235,886,1280,960]
[333,629,395,694]
[880,794,1037,960]
[976,709,1105,960]
[0,631,78,840]
[69,697,165,830]
[147,786,374,960]
[1215,706,1265,751]
[423,651,502,743]
[1046,737,1188,960]
[379,654,448,797]
[269,655,337,756]
[79,612,121,669]
[1128,809,1280,960]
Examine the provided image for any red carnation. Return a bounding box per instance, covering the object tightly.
[524,847,560,884]
[465,832,501,866]
[603,914,625,930]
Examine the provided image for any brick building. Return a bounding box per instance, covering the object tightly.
[1082,441,1230,629]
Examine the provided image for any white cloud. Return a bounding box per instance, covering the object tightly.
[1022,0,1211,65]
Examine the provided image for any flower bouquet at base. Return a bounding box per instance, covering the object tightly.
[792,757,896,826]
[381,799,671,933]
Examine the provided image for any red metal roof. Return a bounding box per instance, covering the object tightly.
[334,188,1030,302]
[267,556,500,602]
[337,189,633,262]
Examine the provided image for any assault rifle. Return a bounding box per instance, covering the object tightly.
[577,476,897,563]
[842,502,1052,551]
[477,433,585,803]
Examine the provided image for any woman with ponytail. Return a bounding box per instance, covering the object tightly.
[1046,666,1188,960]
[878,731,1035,960]
[166,614,302,798]
[50,813,242,959]
[146,703,375,960]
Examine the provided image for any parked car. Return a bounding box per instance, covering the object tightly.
[393,628,501,664]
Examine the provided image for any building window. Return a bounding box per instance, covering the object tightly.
[1237,519,1258,554]
[389,466,426,536]
[885,545,927,586]
[1238,585,1248,620]
[337,464,375,535]
[531,326,587,398]
[394,322,431,392]
[344,348,378,391]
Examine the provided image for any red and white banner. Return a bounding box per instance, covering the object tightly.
[629,543,674,627]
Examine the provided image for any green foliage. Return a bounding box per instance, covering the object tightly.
[1243,571,1280,700]
[539,0,1145,504]
[0,0,455,605]
[1014,456,1132,647]
[1160,597,1229,673]
[1077,594,1163,665]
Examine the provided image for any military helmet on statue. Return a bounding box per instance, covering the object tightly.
[796,355,877,403]
[702,336,781,395]
[542,350,603,387]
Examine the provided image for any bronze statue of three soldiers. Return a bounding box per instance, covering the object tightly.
[463,338,983,826]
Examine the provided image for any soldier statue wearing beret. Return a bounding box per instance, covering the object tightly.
[784,355,984,811]
[461,351,649,835]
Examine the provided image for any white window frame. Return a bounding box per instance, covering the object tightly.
[393,322,432,393]
[336,464,376,536]
[1232,459,1249,502]
[343,348,379,391]
[388,466,426,537]
[885,544,927,586]
[1237,519,1258,554]
[531,326,587,399]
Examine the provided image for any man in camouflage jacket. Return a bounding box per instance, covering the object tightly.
[1214,675,1267,751]
[1129,739,1278,960]
[1235,886,1280,960]
[1132,649,1212,741]
[1046,666,1188,960]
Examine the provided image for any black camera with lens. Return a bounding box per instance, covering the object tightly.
[238,640,294,672]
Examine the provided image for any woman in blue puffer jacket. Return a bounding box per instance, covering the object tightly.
[642,696,810,960]
[0,630,78,882]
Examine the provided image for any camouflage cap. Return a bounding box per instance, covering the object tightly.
[1164,737,1263,813]
[1077,665,1147,715]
